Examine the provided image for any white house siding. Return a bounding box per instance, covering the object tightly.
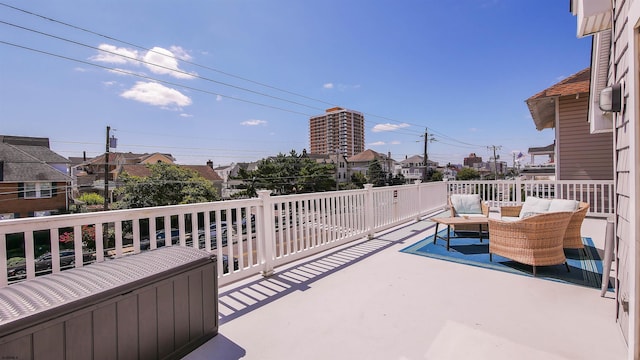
[557,95,614,180]
[611,0,639,355]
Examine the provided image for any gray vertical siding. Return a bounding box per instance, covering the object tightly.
[557,95,614,180]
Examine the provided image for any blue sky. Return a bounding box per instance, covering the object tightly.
[1,0,591,167]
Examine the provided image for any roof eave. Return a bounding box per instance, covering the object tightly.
[526,97,557,131]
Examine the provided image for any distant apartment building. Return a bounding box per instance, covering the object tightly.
[309,107,365,157]
[463,153,483,168]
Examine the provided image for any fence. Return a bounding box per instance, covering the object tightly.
[446,179,615,216]
[0,179,614,288]
[0,181,447,287]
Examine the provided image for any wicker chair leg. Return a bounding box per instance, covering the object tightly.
[489,253,493,262]
[565,262,570,273]
[532,266,537,277]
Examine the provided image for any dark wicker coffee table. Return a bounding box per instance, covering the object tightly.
[432,217,490,251]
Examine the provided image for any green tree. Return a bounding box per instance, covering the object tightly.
[350,172,367,188]
[299,161,336,193]
[115,163,219,208]
[235,150,336,196]
[430,170,443,182]
[456,167,480,180]
[367,160,386,187]
[388,173,406,185]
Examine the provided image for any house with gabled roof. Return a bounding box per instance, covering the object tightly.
[525,67,613,180]
[347,149,396,179]
[0,136,71,218]
[73,152,175,198]
[118,163,223,198]
[398,154,438,183]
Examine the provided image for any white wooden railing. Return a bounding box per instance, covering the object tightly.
[0,182,446,287]
[447,179,615,216]
[0,179,613,288]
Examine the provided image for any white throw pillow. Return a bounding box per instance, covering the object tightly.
[519,197,552,219]
[548,199,579,212]
[450,194,482,214]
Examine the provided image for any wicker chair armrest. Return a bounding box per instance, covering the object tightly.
[481,202,490,216]
[500,206,522,218]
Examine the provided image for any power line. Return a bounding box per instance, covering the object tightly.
[0,2,488,146]
[0,40,318,118]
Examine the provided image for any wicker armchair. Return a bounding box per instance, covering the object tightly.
[500,201,589,249]
[448,194,490,232]
[488,211,574,276]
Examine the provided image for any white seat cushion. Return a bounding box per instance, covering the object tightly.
[450,194,482,214]
[519,197,552,219]
[548,199,579,212]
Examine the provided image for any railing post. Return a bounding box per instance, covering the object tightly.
[515,177,523,205]
[414,180,422,221]
[0,233,7,287]
[364,184,374,239]
[257,190,275,277]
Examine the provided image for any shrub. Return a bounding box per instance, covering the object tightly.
[78,193,104,205]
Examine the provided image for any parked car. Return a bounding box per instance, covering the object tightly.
[140,228,194,250]
[221,254,239,273]
[238,214,256,234]
[7,250,93,279]
[197,222,234,248]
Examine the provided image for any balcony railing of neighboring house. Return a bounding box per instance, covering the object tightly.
[0,179,614,289]
[0,182,447,288]
[447,179,615,216]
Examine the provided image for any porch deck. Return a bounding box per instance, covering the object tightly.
[185,214,626,360]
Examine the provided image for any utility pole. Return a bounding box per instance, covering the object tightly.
[335,149,340,191]
[487,145,502,180]
[104,126,110,211]
[422,128,435,182]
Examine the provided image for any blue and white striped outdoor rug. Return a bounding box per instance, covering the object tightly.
[400,230,610,290]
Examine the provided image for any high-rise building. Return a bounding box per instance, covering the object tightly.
[309,107,365,157]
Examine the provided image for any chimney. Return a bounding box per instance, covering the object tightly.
[206,159,213,169]
[83,151,86,161]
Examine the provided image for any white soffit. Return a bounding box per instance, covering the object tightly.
[572,0,612,38]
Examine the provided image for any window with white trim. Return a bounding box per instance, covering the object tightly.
[23,183,53,199]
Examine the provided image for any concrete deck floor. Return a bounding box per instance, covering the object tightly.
[184,212,627,360]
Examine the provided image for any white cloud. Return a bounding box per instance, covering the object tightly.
[180,113,193,118]
[143,47,196,79]
[216,95,223,101]
[323,83,334,89]
[369,141,386,146]
[390,140,401,145]
[103,81,116,86]
[371,123,410,132]
[120,81,192,107]
[468,127,479,132]
[91,44,139,65]
[241,119,267,126]
[169,46,192,61]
